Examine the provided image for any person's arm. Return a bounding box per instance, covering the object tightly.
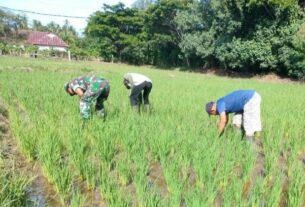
[218,112,228,137]
[123,79,131,89]
[123,74,133,89]
[69,77,84,97]
[74,88,84,97]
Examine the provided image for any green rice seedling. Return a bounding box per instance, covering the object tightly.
[263,175,282,207]
[247,177,265,206]
[222,178,246,206]
[161,160,184,206]
[99,165,130,206]
[68,132,98,188]
[1,56,305,205]
[116,155,133,186]
[69,190,87,207]
[134,176,163,207]
[287,161,305,206]
[0,162,30,207]
[96,134,117,170]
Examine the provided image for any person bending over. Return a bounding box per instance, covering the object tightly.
[64,75,110,119]
[205,90,262,142]
[123,73,152,113]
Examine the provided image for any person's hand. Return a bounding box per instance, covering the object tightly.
[75,88,84,97]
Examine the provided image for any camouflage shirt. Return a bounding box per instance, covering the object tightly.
[68,76,107,93]
[67,75,110,119]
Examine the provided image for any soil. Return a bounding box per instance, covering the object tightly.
[187,166,197,187]
[72,177,107,207]
[179,165,197,207]
[201,68,302,84]
[147,161,169,198]
[125,182,137,202]
[26,163,63,207]
[0,98,63,207]
[278,150,289,207]
[214,192,223,207]
[242,139,265,199]
[298,151,305,164]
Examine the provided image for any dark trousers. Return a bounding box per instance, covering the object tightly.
[95,94,104,111]
[130,81,152,106]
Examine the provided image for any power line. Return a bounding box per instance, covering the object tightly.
[0,6,88,19]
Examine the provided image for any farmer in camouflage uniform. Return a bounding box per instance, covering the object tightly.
[64,75,110,119]
[123,73,152,113]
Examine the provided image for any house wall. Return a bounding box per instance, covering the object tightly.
[37,46,67,52]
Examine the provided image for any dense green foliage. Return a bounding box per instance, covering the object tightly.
[1,56,305,206]
[86,3,145,63]
[1,0,305,78]
[86,1,191,66]
[86,0,305,78]
[176,0,305,78]
[0,9,28,39]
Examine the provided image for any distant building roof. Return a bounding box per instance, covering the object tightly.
[25,31,69,48]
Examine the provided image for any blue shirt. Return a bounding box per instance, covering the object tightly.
[216,90,255,114]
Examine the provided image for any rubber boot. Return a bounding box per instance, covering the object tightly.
[96,109,106,121]
[144,104,150,113]
[96,109,105,118]
[132,105,139,113]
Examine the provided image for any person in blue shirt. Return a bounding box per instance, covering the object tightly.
[205,90,262,140]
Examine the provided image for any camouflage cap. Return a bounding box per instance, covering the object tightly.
[64,82,69,92]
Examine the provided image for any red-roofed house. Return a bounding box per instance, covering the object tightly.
[25,31,69,52]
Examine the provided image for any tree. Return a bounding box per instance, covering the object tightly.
[32,20,47,31]
[60,20,78,45]
[46,21,61,34]
[86,3,145,63]
[143,0,193,66]
[0,9,28,40]
[175,0,305,78]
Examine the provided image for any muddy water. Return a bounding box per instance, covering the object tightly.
[72,178,107,207]
[85,189,107,207]
[147,162,169,198]
[25,164,63,207]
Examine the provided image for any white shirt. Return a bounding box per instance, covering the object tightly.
[123,73,152,87]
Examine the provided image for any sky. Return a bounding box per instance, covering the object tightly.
[0,0,135,34]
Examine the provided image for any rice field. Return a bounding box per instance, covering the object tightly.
[1,56,305,206]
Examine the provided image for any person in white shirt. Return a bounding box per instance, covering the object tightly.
[123,73,152,113]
